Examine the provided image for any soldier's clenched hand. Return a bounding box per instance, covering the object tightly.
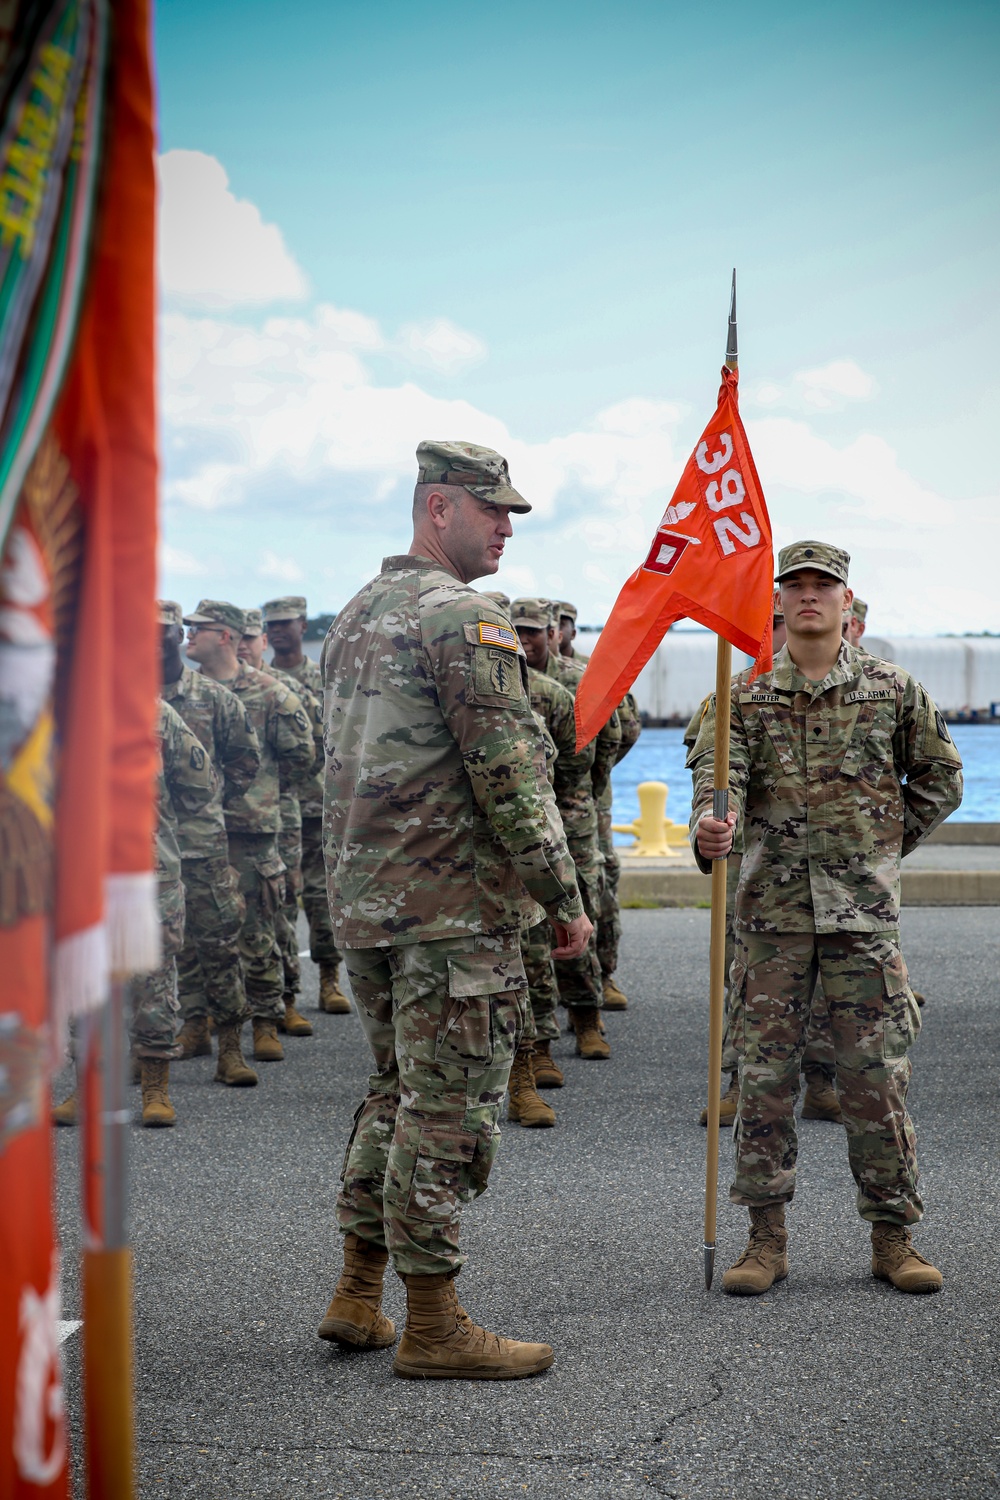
[551,913,594,959]
[696,808,737,861]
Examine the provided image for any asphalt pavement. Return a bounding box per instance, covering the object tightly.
[53,907,1000,1500]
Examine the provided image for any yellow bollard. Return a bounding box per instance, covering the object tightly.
[612,780,690,857]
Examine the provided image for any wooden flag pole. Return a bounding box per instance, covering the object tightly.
[704,270,739,1290]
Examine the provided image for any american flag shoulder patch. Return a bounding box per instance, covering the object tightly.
[478,621,518,650]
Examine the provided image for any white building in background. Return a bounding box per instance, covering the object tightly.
[575,629,1000,722]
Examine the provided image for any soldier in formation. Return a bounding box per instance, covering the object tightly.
[53,696,217,1128]
[690,541,962,1296]
[316,440,592,1380]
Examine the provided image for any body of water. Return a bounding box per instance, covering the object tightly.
[611,724,998,841]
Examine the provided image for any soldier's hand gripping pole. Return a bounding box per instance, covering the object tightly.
[704,638,732,1290]
[705,269,739,1290]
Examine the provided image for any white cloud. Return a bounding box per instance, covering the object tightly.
[256,550,305,583]
[158,150,308,307]
[749,358,877,413]
[159,542,206,577]
[156,180,998,635]
[396,317,487,372]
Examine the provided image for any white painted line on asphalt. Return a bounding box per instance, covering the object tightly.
[57,1320,82,1344]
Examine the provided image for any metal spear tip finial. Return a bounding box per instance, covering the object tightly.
[725,268,738,371]
[704,1242,715,1289]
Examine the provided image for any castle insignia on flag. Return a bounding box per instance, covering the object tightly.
[478,622,518,649]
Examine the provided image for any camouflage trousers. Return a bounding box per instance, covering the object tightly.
[730,930,923,1226]
[227,832,286,1020]
[130,878,184,1059]
[596,801,621,979]
[276,824,303,1000]
[301,817,341,968]
[176,854,247,1025]
[337,933,527,1276]
[555,872,604,1010]
[720,856,835,1078]
[520,920,559,1043]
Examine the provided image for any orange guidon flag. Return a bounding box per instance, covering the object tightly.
[575,365,774,749]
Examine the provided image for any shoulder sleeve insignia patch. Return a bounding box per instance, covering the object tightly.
[478,621,518,650]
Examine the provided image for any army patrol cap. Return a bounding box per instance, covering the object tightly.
[851,597,868,623]
[242,608,264,637]
[158,599,183,626]
[557,601,578,622]
[510,597,552,631]
[183,598,247,635]
[262,595,307,623]
[416,440,531,514]
[775,541,850,585]
[481,590,511,612]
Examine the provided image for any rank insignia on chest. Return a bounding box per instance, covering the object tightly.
[478,621,518,650]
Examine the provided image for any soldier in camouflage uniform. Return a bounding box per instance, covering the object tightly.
[185,600,315,1071]
[160,602,262,1084]
[316,440,591,1380]
[596,688,641,1009]
[239,608,319,1038]
[844,596,867,647]
[691,542,963,1297]
[480,589,511,612]
[263,596,350,1015]
[512,597,620,1061]
[689,601,842,1129]
[556,600,588,662]
[52,697,218,1128]
[511,654,599,1114]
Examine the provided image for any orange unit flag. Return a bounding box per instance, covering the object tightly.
[575,365,774,749]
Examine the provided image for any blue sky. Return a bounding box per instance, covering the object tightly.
[155,0,1000,632]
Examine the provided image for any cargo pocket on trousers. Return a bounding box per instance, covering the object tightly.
[881,948,920,1061]
[385,1118,478,1219]
[727,960,748,1056]
[436,954,511,1067]
[252,853,286,918]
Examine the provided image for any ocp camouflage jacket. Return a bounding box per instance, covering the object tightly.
[321,554,584,948]
[689,642,963,932]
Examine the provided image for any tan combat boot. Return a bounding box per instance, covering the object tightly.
[602,975,628,1010]
[319,963,351,1014]
[871,1223,942,1294]
[278,995,313,1036]
[573,1008,610,1060]
[140,1059,176,1127]
[507,1047,556,1128]
[52,1090,77,1127]
[252,1017,284,1061]
[532,1039,564,1090]
[722,1205,789,1296]
[317,1233,397,1348]
[214,1023,258,1087]
[176,1015,212,1059]
[700,1071,740,1127]
[394,1273,554,1380]
[802,1073,843,1123]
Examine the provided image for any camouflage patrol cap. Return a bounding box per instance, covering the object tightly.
[242,608,264,637]
[262,595,307,623]
[416,440,531,513]
[481,590,511,612]
[158,599,183,626]
[183,599,247,635]
[557,601,578,622]
[851,597,868,623]
[510,597,552,631]
[775,541,850,585]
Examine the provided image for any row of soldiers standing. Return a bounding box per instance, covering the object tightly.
[54,595,353,1127]
[55,591,641,1130]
